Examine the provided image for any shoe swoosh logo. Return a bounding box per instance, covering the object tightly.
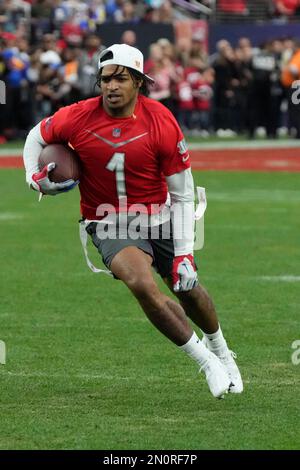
[85,129,148,148]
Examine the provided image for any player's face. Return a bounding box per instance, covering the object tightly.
[100,65,141,117]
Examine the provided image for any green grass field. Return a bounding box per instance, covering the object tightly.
[0,169,299,450]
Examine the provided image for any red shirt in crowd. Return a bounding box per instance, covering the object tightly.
[218,0,247,13]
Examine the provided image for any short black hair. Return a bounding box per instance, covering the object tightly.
[96,65,151,96]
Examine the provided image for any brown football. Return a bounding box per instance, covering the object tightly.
[39,144,81,182]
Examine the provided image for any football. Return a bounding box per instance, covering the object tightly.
[39,144,81,183]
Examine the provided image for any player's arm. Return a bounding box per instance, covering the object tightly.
[156,106,197,292]
[23,121,77,195]
[166,168,198,292]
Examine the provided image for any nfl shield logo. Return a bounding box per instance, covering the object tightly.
[112,128,121,138]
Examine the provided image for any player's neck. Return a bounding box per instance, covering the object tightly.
[102,97,139,119]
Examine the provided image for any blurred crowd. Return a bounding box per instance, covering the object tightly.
[1,1,300,39]
[146,35,300,138]
[1,0,300,141]
[217,1,300,21]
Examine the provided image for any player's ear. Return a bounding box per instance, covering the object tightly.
[134,78,143,89]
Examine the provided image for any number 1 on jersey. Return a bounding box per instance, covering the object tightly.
[106,152,126,198]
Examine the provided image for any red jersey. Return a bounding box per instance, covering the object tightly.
[40,95,190,220]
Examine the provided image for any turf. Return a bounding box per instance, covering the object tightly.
[0,169,299,450]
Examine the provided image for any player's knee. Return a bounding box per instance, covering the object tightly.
[177,284,201,301]
[126,276,158,302]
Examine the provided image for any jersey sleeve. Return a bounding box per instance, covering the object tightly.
[156,108,190,177]
[40,104,75,144]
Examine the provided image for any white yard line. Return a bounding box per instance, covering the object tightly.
[4,371,131,380]
[0,213,24,220]
[258,276,300,282]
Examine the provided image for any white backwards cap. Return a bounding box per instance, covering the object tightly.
[98,44,154,84]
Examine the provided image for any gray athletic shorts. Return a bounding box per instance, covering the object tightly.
[85,217,175,279]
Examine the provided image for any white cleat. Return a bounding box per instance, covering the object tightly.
[203,337,243,394]
[200,351,231,399]
[219,350,243,394]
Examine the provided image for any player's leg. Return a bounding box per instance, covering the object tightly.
[163,278,219,333]
[149,228,242,394]
[164,277,243,394]
[86,222,230,398]
[109,246,230,398]
[110,246,192,346]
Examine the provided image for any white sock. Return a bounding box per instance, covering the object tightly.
[203,325,228,356]
[179,331,212,368]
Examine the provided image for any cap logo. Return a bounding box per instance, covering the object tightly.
[135,60,141,69]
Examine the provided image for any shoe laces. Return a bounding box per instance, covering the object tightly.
[220,349,237,364]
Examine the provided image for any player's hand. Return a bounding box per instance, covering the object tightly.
[31,162,78,196]
[172,254,198,292]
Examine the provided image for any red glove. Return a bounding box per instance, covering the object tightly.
[172,254,198,292]
[31,162,78,195]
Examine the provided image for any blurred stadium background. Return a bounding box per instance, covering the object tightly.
[0,0,300,451]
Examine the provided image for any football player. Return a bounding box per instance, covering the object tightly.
[23,44,243,398]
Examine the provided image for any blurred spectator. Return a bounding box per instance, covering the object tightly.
[143,0,175,23]
[176,36,192,68]
[105,0,119,21]
[281,37,295,65]
[212,40,239,133]
[248,40,283,138]
[233,38,254,132]
[157,37,176,63]
[61,13,84,46]
[176,67,194,131]
[30,0,54,41]
[272,0,300,16]
[35,63,60,121]
[192,67,214,133]
[0,0,31,33]
[113,1,140,23]
[78,33,104,98]
[1,32,32,138]
[58,46,81,101]
[40,33,56,52]
[158,0,174,22]
[0,36,7,141]
[121,29,137,46]
[146,41,176,112]
[190,33,208,68]
[40,34,61,64]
